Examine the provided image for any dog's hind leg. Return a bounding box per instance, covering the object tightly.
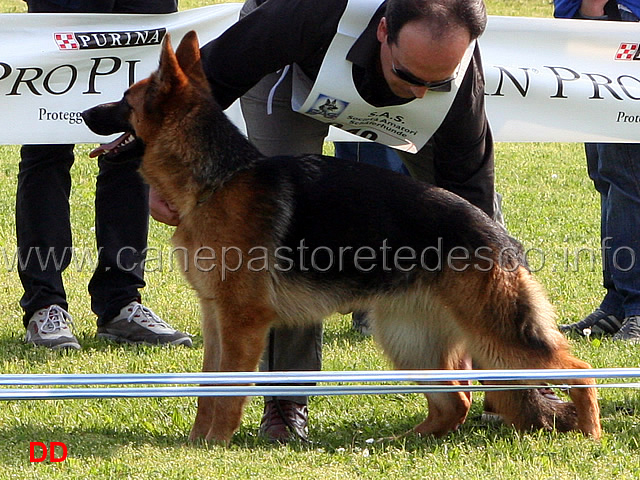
[413,353,473,437]
[373,305,472,437]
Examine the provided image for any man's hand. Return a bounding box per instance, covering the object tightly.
[149,187,180,226]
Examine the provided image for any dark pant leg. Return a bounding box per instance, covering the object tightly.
[596,143,640,318]
[87,0,176,322]
[586,143,624,318]
[16,145,74,326]
[89,156,149,324]
[262,326,323,405]
[18,2,81,328]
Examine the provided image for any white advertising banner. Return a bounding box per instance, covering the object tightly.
[0,4,245,145]
[0,5,639,145]
[483,15,640,142]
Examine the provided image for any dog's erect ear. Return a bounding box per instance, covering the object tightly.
[175,30,210,90]
[175,31,200,76]
[157,33,189,93]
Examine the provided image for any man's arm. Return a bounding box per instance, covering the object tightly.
[199,0,346,109]
[431,44,495,218]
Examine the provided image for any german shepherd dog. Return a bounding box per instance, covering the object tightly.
[82,31,601,444]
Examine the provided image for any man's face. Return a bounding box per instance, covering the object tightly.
[377,17,471,99]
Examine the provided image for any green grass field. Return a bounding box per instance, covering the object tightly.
[1,0,640,478]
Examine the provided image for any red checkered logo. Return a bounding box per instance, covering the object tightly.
[53,33,79,51]
[615,42,639,60]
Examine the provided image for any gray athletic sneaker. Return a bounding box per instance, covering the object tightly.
[559,309,622,336]
[613,316,640,343]
[25,305,81,350]
[97,301,192,346]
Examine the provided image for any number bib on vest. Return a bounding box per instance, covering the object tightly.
[292,0,474,153]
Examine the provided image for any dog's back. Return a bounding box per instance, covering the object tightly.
[237,154,516,316]
[250,154,512,276]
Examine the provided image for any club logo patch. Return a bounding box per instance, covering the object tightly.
[305,95,349,119]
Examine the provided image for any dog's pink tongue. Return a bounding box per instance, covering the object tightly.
[88,145,108,158]
[88,133,128,158]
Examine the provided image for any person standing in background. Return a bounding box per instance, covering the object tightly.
[18,0,192,350]
[554,0,640,342]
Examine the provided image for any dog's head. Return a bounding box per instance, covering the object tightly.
[82,30,210,160]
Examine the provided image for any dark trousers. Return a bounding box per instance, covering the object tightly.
[17,146,150,325]
[18,0,177,326]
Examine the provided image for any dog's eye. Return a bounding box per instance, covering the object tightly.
[119,98,133,116]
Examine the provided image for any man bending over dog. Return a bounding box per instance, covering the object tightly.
[152,0,503,442]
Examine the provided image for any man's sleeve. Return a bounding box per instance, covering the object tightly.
[430,44,495,218]
[199,0,345,110]
[553,0,582,19]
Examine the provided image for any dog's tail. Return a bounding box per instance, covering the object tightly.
[484,388,578,432]
[509,266,565,357]
[453,264,564,370]
[470,265,600,438]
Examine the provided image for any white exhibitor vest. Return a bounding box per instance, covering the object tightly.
[291,0,475,153]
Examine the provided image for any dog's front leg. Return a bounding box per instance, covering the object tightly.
[189,298,221,443]
[204,302,276,444]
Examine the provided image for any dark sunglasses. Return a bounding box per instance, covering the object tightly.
[388,43,457,92]
[390,63,455,92]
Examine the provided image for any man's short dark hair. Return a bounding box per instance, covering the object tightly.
[385,0,487,44]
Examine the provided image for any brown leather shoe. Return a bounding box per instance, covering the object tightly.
[259,400,308,443]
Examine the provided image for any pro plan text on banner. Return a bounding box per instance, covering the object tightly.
[483,16,640,142]
[0,5,244,145]
[1,5,640,144]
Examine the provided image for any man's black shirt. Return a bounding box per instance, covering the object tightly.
[199,0,495,217]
